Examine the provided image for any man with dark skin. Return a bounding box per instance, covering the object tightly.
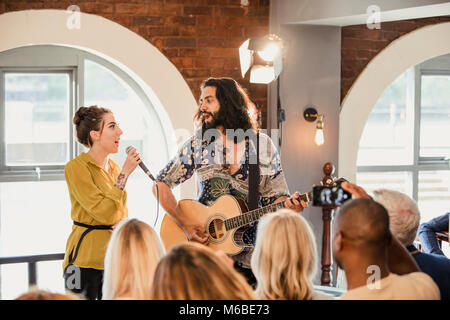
[334,182,440,299]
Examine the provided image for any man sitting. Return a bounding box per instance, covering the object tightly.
[373,189,450,300]
[333,183,440,300]
[418,212,449,257]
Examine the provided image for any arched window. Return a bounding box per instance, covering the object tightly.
[0,45,170,299]
[357,53,450,226]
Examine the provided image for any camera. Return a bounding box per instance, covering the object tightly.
[312,185,351,207]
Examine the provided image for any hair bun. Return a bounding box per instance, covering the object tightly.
[73,106,89,126]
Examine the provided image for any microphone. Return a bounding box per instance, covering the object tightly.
[126,146,156,181]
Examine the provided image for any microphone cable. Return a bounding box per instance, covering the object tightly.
[153,180,160,229]
[126,145,160,229]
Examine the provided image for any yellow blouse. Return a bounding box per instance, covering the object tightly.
[62,152,128,272]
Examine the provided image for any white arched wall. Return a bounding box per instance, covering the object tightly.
[339,22,450,182]
[0,10,197,197]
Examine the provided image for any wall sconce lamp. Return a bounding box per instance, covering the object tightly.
[303,106,325,146]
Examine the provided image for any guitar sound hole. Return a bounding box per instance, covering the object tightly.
[208,218,225,240]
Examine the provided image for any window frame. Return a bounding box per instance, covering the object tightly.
[357,58,450,203]
[0,45,168,182]
[0,67,77,181]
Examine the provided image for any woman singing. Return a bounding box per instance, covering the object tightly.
[62,105,141,300]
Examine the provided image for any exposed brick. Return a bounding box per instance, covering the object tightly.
[151,37,165,50]
[147,3,164,15]
[144,26,179,37]
[211,68,241,79]
[157,4,183,16]
[210,48,238,58]
[115,3,149,15]
[215,6,245,17]
[111,15,134,27]
[79,2,114,14]
[6,1,43,10]
[341,69,357,79]
[370,40,390,51]
[341,38,373,50]
[244,26,268,38]
[194,58,226,68]
[132,16,164,26]
[179,48,210,58]
[182,68,211,78]
[166,15,196,26]
[197,16,229,27]
[357,50,376,59]
[165,0,210,4]
[190,27,210,37]
[342,27,381,40]
[2,0,270,128]
[224,38,245,48]
[224,57,240,69]
[184,6,213,16]
[382,30,400,42]
[198,37,226,48]
[162,48,179,58]
[393,21,417,32]
[165,37,196,48]
[171,57,194,68]
[341,49,357,59]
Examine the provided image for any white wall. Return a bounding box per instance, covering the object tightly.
[273,0,450,25]
[267,23,341,285]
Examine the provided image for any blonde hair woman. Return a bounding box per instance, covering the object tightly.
[150,243,256,300]
[103,218,165,300]
[251,209,334,300]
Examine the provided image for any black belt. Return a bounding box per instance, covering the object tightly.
[67,221,113,266]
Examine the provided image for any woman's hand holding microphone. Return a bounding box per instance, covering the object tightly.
[115,147,142,190]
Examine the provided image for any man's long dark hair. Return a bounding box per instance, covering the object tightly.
[195,78,256,133]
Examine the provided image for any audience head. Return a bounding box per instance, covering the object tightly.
[15,287,81,300]
[373,189,420,247]
[150,243,255,300]
[332,198,391,270]
[73,105,112,148]
[251,209,318,300]
[103,218,165,300]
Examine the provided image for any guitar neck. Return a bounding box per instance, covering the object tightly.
[224,191,312,231]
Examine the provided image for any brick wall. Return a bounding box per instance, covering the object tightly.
[0,0,270,127]
[341,16,450,102]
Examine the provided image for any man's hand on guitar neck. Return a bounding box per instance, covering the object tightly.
[183,221,209,244]
[278,191,308,213]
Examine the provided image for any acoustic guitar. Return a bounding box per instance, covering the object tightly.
[160,192,312,260]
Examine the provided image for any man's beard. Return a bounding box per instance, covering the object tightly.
[202,111,223,130]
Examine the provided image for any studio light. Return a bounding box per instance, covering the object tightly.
[239,34,285,152]
[239,35,283,84]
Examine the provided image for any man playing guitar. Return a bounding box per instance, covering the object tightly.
[153,77,307,286]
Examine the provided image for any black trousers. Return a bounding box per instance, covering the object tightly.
[234,263,257,289]
[64,266,103,300]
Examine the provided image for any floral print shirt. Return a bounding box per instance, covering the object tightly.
[156,131,290,245]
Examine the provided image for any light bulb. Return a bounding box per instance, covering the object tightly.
[315,128,324,146]
[257,42,280,62]
[315,115,324,146]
